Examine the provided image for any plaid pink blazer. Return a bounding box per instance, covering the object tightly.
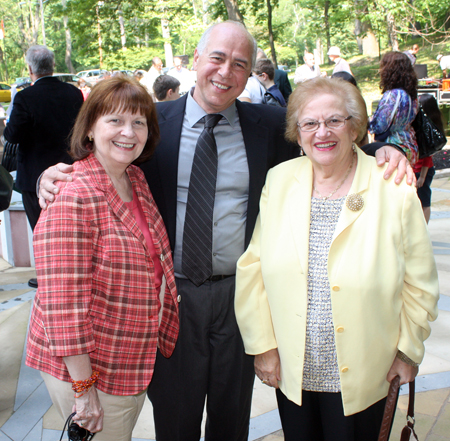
[26,154,179,396]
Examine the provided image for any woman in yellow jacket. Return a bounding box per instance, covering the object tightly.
[235,77,439,441]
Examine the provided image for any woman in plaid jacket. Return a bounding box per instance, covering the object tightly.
[26,76,179,441]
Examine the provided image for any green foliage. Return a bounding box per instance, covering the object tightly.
[104,47,164,71]
[0,0,449,83]
[274,45,298,67]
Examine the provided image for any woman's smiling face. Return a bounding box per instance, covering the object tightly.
[297,94,357,170]
[88,110,148,173]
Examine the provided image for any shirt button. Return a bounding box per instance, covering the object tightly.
[160,254,165,261]
[213,253,217,256]
[214,222,218,226]
[341,367,349,373]
[336,326,344,333]
[177,295,181,303]
[332,286,340,292]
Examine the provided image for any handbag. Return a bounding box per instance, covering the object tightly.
[0,164,13,211]
[1,136,19,173]
[378,376,419,441]
[412,105,447,159]
[60,412,95,441]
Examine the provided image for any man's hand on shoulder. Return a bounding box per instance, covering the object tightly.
[38,163,74,209]
[375,146,415,186]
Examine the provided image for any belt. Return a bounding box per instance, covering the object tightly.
[207,274,235,282]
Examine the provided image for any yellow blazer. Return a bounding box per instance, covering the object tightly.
[235,148,439,416]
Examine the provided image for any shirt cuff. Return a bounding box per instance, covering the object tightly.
[36,171,45,197]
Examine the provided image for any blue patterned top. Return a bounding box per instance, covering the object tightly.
[369,89,419,165]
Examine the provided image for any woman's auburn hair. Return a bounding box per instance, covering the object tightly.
[285,77,368,145]
[70,74,160,165]
[380,51,418,100]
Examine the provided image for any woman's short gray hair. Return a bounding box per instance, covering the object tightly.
[285,77,368,145]
[196,21,257,70]
[25,45,55,76]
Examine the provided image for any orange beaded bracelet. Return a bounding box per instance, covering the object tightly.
[71,371,100,393]
[74,388,92,398]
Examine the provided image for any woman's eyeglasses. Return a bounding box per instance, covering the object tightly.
[297,115,353,132]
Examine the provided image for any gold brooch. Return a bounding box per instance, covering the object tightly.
[346,193,364,211]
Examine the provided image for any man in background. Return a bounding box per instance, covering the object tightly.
[294,52,324,84]
[437,54,450,78]
[140,56,163,94]
[328,46,353,75]
[3,45,83,288]
[168,56,195,94]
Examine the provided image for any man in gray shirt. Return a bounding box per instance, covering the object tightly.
[39,21,411,441]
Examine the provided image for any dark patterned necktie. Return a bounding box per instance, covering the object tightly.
[182,114,222,286]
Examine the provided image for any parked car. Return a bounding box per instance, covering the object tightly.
[0,82,11,102]
[278,65,292,72]
[76,69,108,86]
[14,76,30,84]
[15,80,32,91]
[111,70,133,76]
[53,73,80,87]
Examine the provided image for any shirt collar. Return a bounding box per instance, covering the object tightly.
[186,87,236,128]
[34,75,53,83]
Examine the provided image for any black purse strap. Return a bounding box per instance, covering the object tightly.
[60,412,76,441]
[61,412,96,441]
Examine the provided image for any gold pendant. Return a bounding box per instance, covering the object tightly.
[346,193,364,211]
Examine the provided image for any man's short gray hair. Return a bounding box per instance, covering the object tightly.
[196,21,257,69]
[26,45,55,76]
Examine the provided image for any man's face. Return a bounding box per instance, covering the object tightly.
[192,23,253,114]
[154,59,163,72]
[304,54,315,68]
[174,57,182,70]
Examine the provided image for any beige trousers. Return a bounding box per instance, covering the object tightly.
[41,372,147,441]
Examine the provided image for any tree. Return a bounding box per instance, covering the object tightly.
[266,0,277,66]
[222,0,244,22]
[61,0,75,73]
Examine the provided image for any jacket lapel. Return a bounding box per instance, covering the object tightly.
[332,148,371,241]
[84,155,148,251]
[151,94,188,247]
[289,158,313,275]
[236,101,271,244]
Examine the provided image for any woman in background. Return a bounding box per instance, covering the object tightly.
[369,51,419,165]
[77,78,90,100]
[414,93,446,223]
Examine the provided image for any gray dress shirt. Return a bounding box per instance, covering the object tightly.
[173,92,250,277]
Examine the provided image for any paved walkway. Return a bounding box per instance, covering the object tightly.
[1,173,450,441]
